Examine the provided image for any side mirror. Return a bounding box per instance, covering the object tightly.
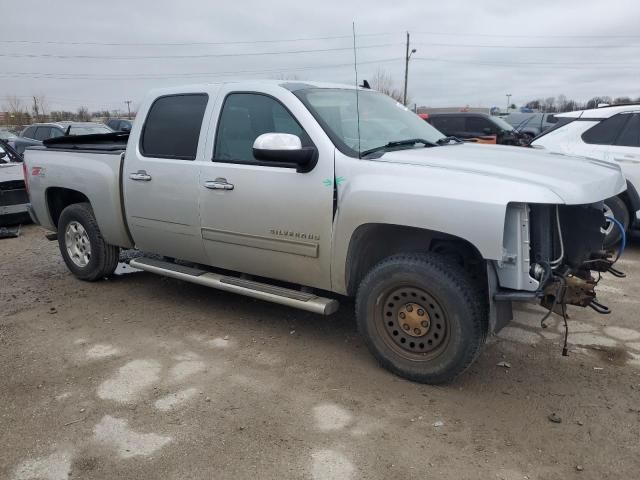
[252,133,316,172]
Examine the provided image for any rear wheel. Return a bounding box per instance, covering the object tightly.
[355,253,486,384]
[58,203,119,281]
[603,196,629,248]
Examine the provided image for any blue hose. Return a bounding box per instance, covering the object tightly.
[605,216,626,262]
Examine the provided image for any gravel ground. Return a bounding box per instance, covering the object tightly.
[1,225,639,480]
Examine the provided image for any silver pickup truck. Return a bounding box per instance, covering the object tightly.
[23,81,627,383]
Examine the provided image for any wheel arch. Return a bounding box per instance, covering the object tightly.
[45,187,90,228]
[343,223,486,297]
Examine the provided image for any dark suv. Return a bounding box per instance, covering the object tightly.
[422,112,524,145]
[105,118,133,132]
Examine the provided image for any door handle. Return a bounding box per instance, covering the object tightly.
[204,178,234,190]
[129,170,152,181]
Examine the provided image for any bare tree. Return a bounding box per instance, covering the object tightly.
[31,94,48,121]
[76,106,90,122]
[3,95,30,127]
[369,69,404,104]
[613,96,632,105]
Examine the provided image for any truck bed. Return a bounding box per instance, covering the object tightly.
[24,138,133,248]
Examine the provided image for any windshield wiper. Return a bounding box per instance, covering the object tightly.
[360,138,437,157]
[436,136,463,145]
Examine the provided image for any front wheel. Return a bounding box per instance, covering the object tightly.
[603,196,629,249]
[355,253,487,384]
[58,203,119,281]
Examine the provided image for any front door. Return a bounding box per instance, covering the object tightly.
[123,93,210,263]
[198,91,335,289]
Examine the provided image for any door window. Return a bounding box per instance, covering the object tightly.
[141,93,208,160]
[465,117,493,134]
[214,93,308,164]
[582,113,630,145]
[33,127,52,141]
[22,126,36,139]
[430,116,464,135]
[615,113,640,147]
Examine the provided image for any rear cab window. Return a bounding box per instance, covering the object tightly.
[140,94,209,160]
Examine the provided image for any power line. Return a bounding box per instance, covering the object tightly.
[0,58,402,80]
[0,43,401,60]
[0,32,398,47]
[412,42,640,49]
[414,31,640,39]
[412,57,640,69]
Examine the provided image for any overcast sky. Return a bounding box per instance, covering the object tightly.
[2,0,639,114]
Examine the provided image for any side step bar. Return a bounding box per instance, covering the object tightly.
[129,257,339,315]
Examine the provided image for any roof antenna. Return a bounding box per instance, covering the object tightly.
[352,21,361,158]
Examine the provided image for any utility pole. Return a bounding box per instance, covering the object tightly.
[124,100,132,119]
[506,94,512,114]
[403,32,416,106]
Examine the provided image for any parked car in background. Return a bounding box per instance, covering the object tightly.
[421,112,524,145]
[12,122,114,154]
[24,80,627,384]
[21,122,113,141]
[0,139,29,226]
[106,118,133,132]
[531,104,640,247]
[504,112,560,140]
[0,128,17,142]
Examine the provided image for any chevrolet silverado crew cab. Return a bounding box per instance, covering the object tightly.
[23,81,627,384]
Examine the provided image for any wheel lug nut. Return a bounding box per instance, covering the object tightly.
[421,321,428,327]
[403,324,410,330]
[406,305,413,312]
[417,309,425,316]
[414,328,421,335]
[399,312,406,319]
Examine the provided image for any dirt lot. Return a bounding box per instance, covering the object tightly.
[1,225,639,480]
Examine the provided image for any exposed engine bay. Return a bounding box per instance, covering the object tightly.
[528,203,626,354]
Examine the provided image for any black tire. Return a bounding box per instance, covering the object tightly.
[355,253,486,384]
[57,202,119,281]
[603,196,630,249]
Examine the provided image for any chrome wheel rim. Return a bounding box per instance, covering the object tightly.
[602,204,614,236]
[65,221,92,267]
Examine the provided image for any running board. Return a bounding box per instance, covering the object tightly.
[129,257,339,315]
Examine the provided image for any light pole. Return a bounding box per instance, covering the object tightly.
[403,32,416,106]
[506,94,512,113]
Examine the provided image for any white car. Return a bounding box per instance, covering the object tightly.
[531,105,640,246]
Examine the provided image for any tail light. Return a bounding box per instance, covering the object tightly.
[22,162,29,195]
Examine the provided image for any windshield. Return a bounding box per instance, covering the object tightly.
[68,125,113,136]
[295,88,445,157]
[492,116,515,132]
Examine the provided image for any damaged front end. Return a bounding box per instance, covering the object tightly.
[493,202,625,351]
[529,203,623,316]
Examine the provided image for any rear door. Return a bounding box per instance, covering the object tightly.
[123,92,211,263]
[197,88,335,289]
